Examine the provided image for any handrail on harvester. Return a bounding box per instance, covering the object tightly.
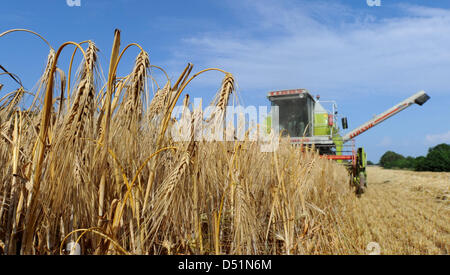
[323,139,355,162]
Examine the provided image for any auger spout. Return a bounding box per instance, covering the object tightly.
[342,91,430,143]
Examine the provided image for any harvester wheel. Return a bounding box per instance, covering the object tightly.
[361,172,367,188]
[357,172,366,195]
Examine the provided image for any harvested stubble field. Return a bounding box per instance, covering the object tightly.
[0,29,448,255]
[348,166,449,255]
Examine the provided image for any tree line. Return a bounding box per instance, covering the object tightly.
[376,143,450,172]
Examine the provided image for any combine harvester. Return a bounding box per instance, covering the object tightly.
[267,89,430,194]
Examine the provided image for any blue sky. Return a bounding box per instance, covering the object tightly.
[1,0,449,162]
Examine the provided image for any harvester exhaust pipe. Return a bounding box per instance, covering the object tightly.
[342,90,430,143]
[341,117,348,129]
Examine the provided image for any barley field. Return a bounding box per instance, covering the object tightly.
[0,29,448,255]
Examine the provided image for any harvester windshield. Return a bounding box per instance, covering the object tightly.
[270,94,314,137]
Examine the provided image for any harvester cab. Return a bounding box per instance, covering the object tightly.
[267,89,430,195]
[268,89,341,154]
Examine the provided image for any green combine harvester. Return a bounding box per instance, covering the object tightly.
[267,89,430,194]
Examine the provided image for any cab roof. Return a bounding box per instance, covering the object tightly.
[267,89,315,101]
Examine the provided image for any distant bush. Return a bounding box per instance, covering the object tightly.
[379,143,450,172]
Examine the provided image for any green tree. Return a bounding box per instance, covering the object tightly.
[415,156,429,171]
[379,151,405,169]
[379,144,449,171]
[403,156,416,170]
[424,143,450,172]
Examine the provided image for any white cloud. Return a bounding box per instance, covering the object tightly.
[425,130,450,145]
[169,1,450,99]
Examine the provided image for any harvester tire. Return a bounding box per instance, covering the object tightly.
[361,172,367,188]
[358,172,367,194]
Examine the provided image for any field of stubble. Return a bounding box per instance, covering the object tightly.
[346,166,449,255]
